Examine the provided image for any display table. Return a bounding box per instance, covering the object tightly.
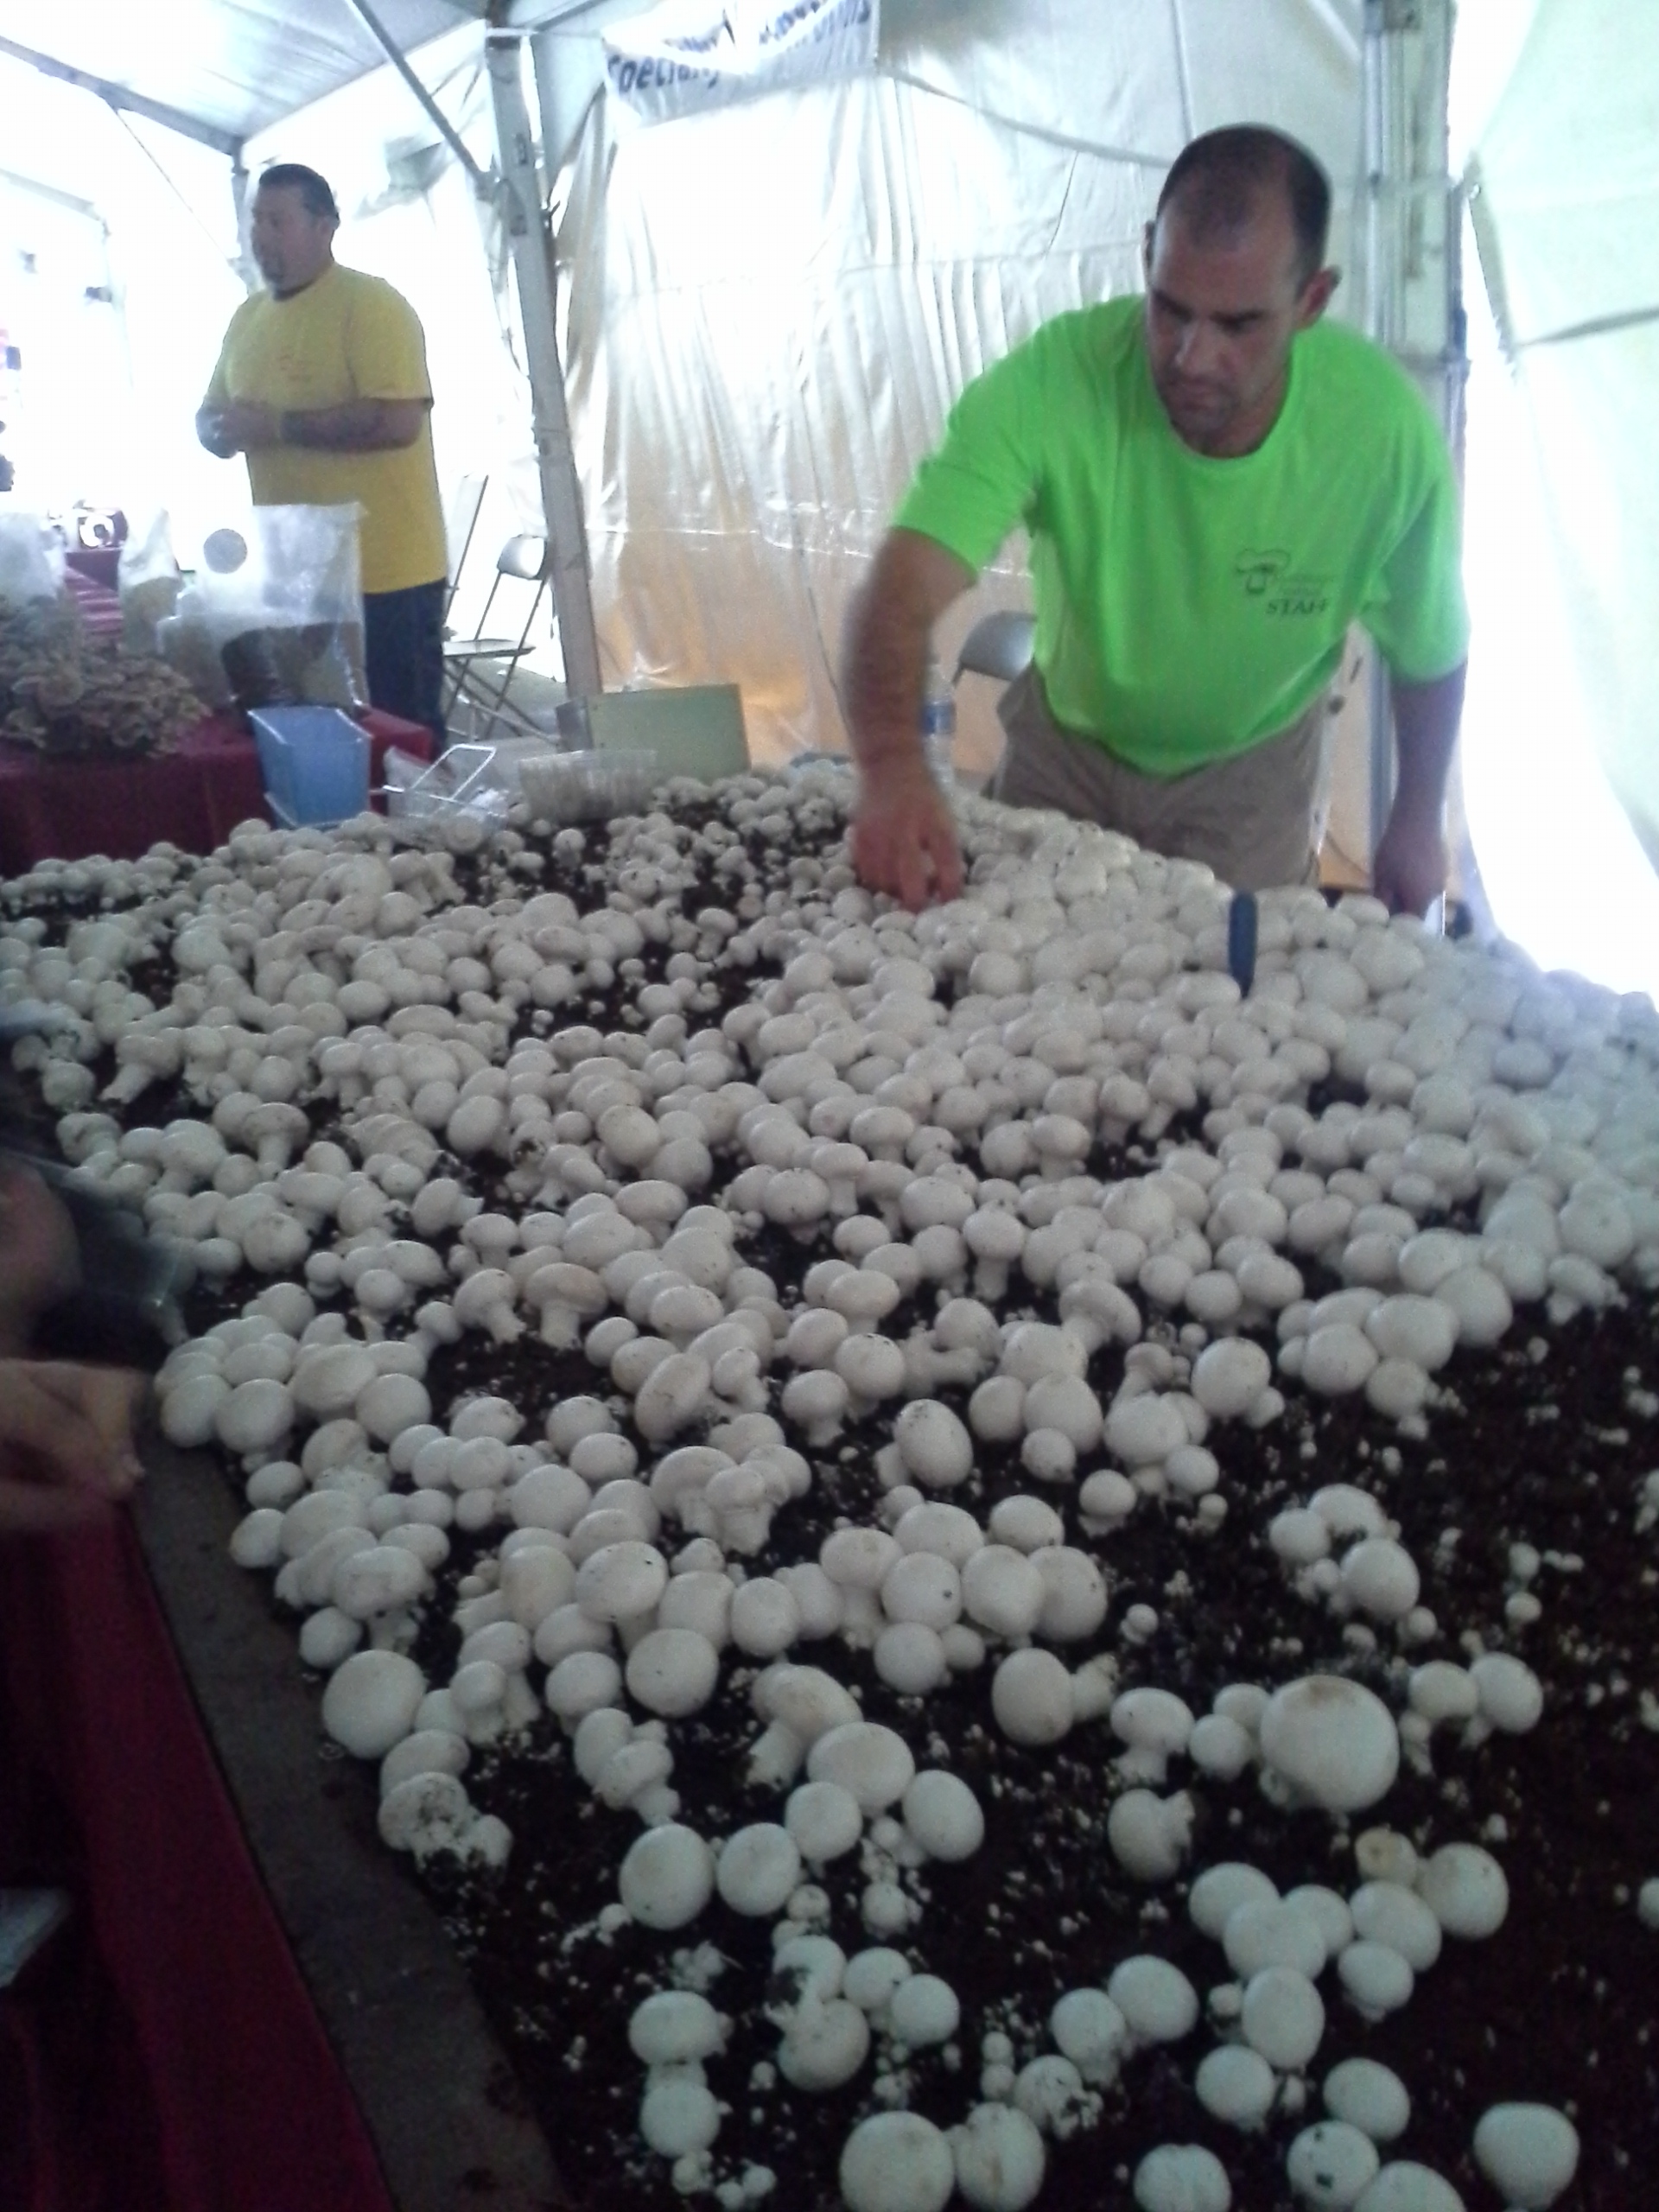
[0,709,434,877]
[0,1450,563,2212]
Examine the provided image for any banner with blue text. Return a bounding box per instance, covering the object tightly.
[604,0,880,123]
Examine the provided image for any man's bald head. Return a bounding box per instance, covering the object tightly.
[1155,126,1332,288]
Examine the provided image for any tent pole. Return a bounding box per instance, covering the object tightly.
[339,0,495,197]
[230,153,257,293]
[1362,0,1456,876]
[486,31,603,702]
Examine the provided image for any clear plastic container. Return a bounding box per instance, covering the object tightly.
[248,705,370,827]
[518,748,660,825]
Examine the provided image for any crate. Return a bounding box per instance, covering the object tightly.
[248,705,371,828]
[554,684,748,782]
[518,748,660,825]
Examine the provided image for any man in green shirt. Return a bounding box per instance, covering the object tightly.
[842,126,1469,913]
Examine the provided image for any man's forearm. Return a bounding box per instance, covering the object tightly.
[842,529,975,775]
[1389,660,1466,825]
[277,399,423,452]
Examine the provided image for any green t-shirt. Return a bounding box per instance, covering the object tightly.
[894,296,1470,776]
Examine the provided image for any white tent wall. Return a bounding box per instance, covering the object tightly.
[1456,0,1659,988]
[556,0,1382,803]
[0,45,243,541]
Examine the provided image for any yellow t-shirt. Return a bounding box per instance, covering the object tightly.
[205,264,447,596]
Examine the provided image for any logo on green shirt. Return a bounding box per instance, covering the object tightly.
[1236,548,1331,618]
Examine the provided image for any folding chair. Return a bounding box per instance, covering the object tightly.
[442,473,488,626]
[954,610,1036,686]
[441,534,553,736]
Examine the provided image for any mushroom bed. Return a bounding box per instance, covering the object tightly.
[4,767,1657,2212]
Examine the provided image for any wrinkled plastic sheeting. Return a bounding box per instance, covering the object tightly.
[1467,0,1659,875]
[560,0,1365,766]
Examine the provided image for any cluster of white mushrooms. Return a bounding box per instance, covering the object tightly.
[4,760,1656,2211]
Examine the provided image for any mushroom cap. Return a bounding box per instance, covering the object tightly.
[321,1649,426,1759]
[1108,1955,1198,2043]
[1132,2144,1231,2212]
[901,1769,985,1861]
[639,2076,720,2158]
[785,1778,864,1863]
[628,1990,726,2066]
[1286,2122,1380,2207]
[626,1626,721,1717]
[1050,1988,1129,2086]
[1240,1964,1325,2071]
[1350,2162,1465,2212]
[1416,1843,1509,1939]
[619,1822,715,1929]
[1194,2044,1276,2128]
[991,1649,1074,1746]
[950,2101,1046,2211]
[806,1721,916,1812]
[1471,2104,1580,2209]
[1259,1675,1400,1813]
[894,1399,975,1489]
[715,1822,802,1916]
[840,2112,955,2212]
[1323,2057,1411,2143]
[778,1993,870,2090]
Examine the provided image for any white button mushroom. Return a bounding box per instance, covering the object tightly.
[321,1649,426,1759]
[1195,2044,1276,2129]
[1109,1955,1198,2044]
[1132,2144,1232,2212]
[1471,2104,1580,2209]
[1258,1676,1400,1813]
[950,2103,1046,2211]
[991,1649,1075,1746]
[1241,1965,1325,2072]
[839,2112,955,2212]
[1286,2120,1380,2209]
[1050,1988,1129,2085]
[1324,2058,1411,2144]
[1351,2163,1465,2212]
[620,1823,716,1929]
[715,1824,802,1916]
[1416,1843,1509,1939]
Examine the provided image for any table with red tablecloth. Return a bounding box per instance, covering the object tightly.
[0,709,434,878]
[0,1516,397,2212]
[0,1462,563,2212]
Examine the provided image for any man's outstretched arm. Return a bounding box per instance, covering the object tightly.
[842,527,976,912]
[1372,659,1467,916]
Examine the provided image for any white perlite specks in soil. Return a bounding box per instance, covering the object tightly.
[4,762,1657,2209]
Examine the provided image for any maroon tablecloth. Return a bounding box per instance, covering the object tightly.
[0,709,433,877]
[0,1513,395,2212]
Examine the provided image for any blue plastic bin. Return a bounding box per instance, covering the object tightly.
[248,706,371,828]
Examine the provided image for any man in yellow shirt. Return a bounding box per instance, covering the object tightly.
[197,163,448,739]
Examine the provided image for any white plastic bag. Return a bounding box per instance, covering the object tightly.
[0,512,64,607]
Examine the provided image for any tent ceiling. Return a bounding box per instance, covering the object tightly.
[0,0,484,150]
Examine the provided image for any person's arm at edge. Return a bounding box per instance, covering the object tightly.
[842,526,976,912]
[1371,658,1467,916]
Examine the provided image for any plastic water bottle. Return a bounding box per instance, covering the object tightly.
[919,652,957,789]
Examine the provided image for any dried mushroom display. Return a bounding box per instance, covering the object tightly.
[1,588,200,757]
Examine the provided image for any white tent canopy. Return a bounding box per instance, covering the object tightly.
[0,0,1655,992]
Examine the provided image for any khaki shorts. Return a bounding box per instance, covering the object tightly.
[992,665,1332,891]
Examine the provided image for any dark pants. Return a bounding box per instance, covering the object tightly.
[363,579,447,746]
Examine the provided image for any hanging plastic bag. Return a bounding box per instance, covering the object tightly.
[117,508,183,654]
[0,511,65,607]
[188,503,368,715]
